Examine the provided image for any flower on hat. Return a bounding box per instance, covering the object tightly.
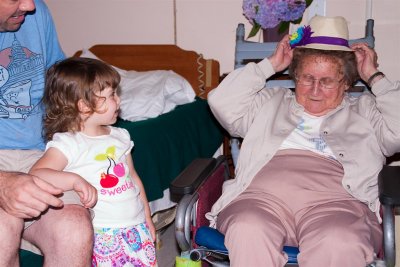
[288,16,351,51]
[242,0,313,38]
[289,25,313,48]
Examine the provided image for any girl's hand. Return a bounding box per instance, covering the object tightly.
[72,175,97,208]
[146,216,156,241]
[268,35,293,73]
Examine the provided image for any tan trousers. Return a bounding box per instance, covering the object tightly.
[217,149,382,267]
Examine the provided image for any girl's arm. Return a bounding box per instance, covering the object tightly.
[30,147,97,208]
[30,147,78,190]
[126,154,156,241]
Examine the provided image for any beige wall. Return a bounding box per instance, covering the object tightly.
[45,0,400,80]
[326,0,400,83]
[43,2,400,263]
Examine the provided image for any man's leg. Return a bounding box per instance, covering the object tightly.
[1,150,93,265]
[23,204,93,267]
[0,208,24,267]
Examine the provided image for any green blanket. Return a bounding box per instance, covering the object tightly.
[115,98,224,201]
[19,250,43,266]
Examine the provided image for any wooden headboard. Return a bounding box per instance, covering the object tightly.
[74,44,220,98]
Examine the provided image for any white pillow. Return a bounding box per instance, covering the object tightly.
[80,49,195,122]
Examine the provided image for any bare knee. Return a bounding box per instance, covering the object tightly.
[26,205,93,253]
[49,205,93,248]
[0,209,24,266]
[0,209,23,245]
[24,205,93,266]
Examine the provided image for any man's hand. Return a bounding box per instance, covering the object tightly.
[0,171,63,219]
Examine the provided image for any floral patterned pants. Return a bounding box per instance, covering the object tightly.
[92,223,157,267]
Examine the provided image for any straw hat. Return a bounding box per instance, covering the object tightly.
[289,15,351,51]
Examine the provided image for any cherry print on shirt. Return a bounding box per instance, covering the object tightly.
[95,146,126,188]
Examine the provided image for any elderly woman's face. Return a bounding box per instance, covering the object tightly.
[295,55,348,116]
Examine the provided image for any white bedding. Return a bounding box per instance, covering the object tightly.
[80,49,196,122]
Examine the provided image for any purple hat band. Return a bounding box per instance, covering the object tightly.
[289,26,350,49]
[307,36,349,47]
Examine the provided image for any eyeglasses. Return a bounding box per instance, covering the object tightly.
[295,74,344,90]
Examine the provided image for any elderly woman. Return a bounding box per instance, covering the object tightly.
[206,16,400,267]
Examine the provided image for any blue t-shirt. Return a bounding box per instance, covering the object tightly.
[0,0,65,150]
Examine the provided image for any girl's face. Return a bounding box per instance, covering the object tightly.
[295,55,349,116]
[87,86,120,127]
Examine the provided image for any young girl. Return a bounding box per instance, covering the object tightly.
[30,57,157,267]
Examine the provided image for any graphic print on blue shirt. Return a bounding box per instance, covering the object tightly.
[0,35,44,119]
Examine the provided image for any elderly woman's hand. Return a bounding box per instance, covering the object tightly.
[268,35,293,73]
[351,43,380,84]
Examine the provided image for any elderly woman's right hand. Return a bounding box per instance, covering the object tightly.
[0,171,63,219]
[268,35,293,73]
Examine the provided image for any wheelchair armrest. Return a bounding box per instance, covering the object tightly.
[170,158,216,252]
[171,156,228,253]
[378,165,400,267]
[169,158,217,203]
[378,165,400,206]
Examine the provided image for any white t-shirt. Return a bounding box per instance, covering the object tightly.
[46,126,145,228]
[279,112,336,159]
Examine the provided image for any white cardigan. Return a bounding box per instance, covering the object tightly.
[206,58,400,227]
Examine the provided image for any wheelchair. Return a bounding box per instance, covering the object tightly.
[169,20,400,267]
[170,155,400,267]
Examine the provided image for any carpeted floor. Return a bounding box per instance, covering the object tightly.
[156,221,180,267]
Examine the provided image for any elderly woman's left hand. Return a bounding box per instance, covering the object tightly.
[351,42,379,82]
[268,35,293,73]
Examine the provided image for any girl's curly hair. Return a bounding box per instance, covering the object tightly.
[43,57,120,141]
[288,48,359,87]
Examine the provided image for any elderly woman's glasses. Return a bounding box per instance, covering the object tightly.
[295,74,344,89]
